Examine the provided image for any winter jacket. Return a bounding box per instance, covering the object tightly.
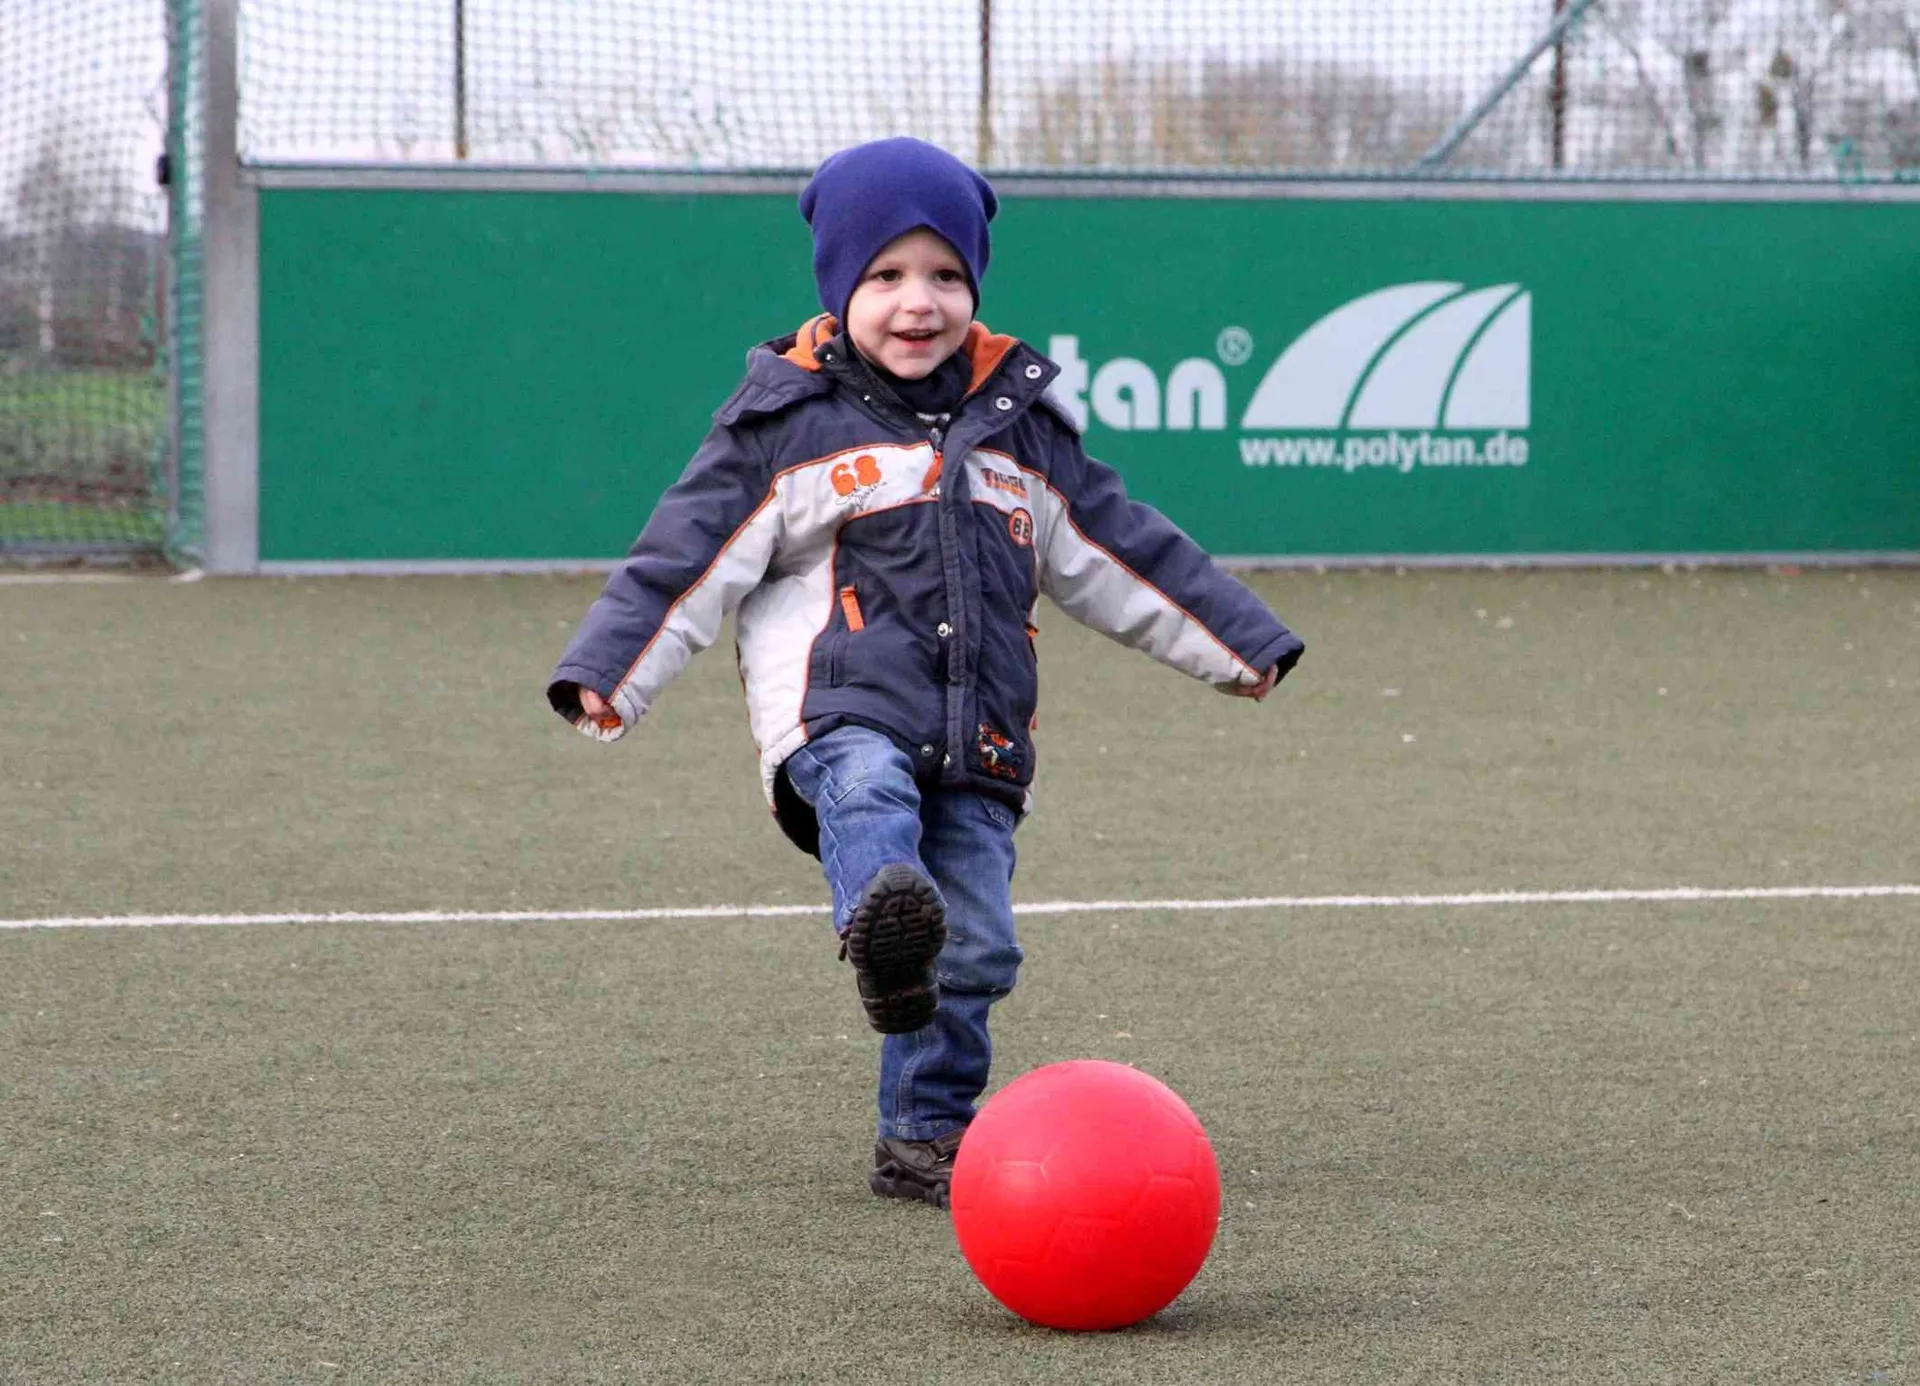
[547,315,1305,855]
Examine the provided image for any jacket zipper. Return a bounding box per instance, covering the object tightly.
[927,417,965,776]
[926,421,954,640]
[926,421,946,491]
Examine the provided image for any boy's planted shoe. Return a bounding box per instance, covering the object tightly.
[870,1129,965,1209]
[841,863,946,1034]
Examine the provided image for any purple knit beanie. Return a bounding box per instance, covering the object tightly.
[798,137,998,326]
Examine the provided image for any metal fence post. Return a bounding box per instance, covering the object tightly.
[201,0,258,572]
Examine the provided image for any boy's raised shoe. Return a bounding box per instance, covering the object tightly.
[870,1128,965,1208]
[841,862,946,1034]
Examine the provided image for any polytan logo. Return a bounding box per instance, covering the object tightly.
[1242,282,1530,430]
[1048,282,1532,473]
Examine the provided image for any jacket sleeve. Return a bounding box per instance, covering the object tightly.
[1034,427,1304,691]
[547,418,782,740]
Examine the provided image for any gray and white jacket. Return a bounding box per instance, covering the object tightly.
[547,315,1305,855]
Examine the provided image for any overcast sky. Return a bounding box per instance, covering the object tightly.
[0,0,1577,232]
[236,0,1560,163]
[4,0,1916,235]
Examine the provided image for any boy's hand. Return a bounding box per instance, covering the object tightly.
[576,685,623,731]
[1229,665,1280,702]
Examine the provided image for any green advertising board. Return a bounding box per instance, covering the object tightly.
[258,188,1919,563]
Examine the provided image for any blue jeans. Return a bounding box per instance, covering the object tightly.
[782,726,1023,1142]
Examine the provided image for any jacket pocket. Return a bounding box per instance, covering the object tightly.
[815,585,864,687]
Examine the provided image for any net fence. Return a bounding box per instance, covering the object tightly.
[1,0,183,559]
[237,0,1920,181]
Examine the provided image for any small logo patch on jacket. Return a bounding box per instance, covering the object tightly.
[976,722,1024,780]
[1007,509,1034,547]
[980,467,1028,499]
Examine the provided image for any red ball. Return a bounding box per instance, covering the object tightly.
[950,1060,1221,1331]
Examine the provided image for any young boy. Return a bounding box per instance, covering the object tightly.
[547,137,1304,1209]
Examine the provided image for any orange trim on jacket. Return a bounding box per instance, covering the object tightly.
[962,322,1017,395]
[839,585,865,632]
[781,314,840,371]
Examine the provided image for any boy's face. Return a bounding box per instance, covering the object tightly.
[844,228,975,380]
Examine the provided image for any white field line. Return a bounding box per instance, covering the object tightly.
[0,570,201,586]
[0,572,139,585]
[3,884,1917,932]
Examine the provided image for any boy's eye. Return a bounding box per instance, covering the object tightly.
[935,269,964,283]
[873,268,902,282]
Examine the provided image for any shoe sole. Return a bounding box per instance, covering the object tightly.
[869,1163,951,1209]
[844,863,946,1035]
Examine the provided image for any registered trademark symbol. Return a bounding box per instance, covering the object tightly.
[1216,327,1254,366]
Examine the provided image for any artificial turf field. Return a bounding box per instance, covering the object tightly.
[3,567,1916,1384]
